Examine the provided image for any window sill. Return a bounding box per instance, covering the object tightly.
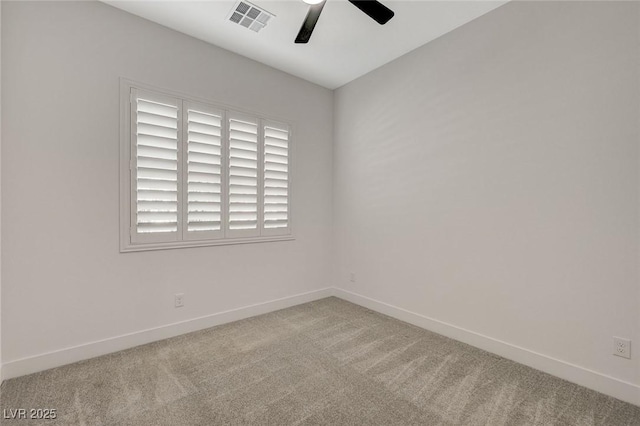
[120,235,295,253]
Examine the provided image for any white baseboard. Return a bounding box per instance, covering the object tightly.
[1,288,333,381]
[3,286,639,407]
[332,288,640,407]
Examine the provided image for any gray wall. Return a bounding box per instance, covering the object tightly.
[334,0,639,391]
[2,1,333,364]
[2,0,639,404]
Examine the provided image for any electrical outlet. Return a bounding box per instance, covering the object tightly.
[613,337,631,359]
[175,293,184,308]
[349,272,356,283]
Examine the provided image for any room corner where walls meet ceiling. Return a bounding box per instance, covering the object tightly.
[103,0,507,89]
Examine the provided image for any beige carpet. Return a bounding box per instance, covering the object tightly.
[1,297,639,425]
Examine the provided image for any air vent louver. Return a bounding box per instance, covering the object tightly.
[228,1,274,33]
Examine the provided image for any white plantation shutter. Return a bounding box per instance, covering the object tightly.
[184,103,224,240]
[122,83,293,251]
[131,89,182,243]
[262,121,290,235]
[227,112,260,237]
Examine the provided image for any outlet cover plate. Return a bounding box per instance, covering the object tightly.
[613,337,631,359]
[175,293,185,308]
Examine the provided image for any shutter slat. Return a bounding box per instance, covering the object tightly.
[264,170,287,180]
[230,201,257,207]
[188,203,221,212]
[189,193,221,203]
[137,111,178,129]
[264,219,288,229]
[188,141,220,155]
[137,123,178,140]
[264,211,288,219]
[189,212,221,221]
[188,222,221,231]
[189,122,221,137]
[137,211,178,222]
[188,131,221,146]
[137,222,178,233]
[229,165,257,178]
[264,205,288,213]
[137,99,177,118]
[265,145,288,157]
[228,212,257,220]
[230,184,257,195]
[229,175,257,186]
[230,120,258,134]
[189,110,221,126]
[138,167,177,181]
[230,194,257,203]
[229,204,256,212]
[138,189,177,201]
[137,145,177,161]
[189,182,221,193]
[265,153,287,165]
[229,139,256,152]
[229,157,257,168]
[189,151,221,165]
[137,157,177,171]
[264,178,288,188]
[229,147,257,161]
[264,127,288,140]
[138,134,177,150]
[230,131,258,144]
[138,200,178,212]
[265,187,288,196]
[137,178,177,191]
[188,172,221,184]
[229,222,258,230]
[265,162,288,173]
[265,137,288,149]
[188,162,220,174]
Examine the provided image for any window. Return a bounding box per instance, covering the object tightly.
[120,81,292,251]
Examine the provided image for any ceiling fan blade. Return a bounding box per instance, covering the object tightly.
[295,1,326,44]
[348,0,394,25]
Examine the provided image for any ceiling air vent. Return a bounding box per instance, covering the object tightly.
[229,1,274,33]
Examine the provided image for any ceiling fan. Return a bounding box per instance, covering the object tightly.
[295,0,395,44]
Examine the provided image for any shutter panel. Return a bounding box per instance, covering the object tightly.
[262,121,290,235]
[184,102,224,240]
[131,89,182,244]
[227,112,260,237]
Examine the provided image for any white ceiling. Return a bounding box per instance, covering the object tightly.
[104,0,506,89]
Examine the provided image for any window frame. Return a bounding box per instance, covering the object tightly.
[120,79,294,253]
